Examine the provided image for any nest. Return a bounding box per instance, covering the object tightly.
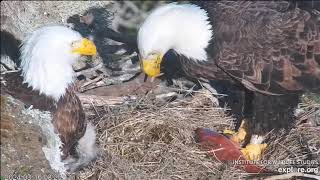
[74,90,320,180]
[74,92,243,179]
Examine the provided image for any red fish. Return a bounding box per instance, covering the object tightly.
[195,128,272,173]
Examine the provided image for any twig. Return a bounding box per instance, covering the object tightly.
[75,63,105,77]
[91,100,101,119]
[80,74,104,89]
[199,82,228,97]
[79,83,106,93]
[77,93,136,107]
[0,62,14,71]
[155,92,177,100]
[0,69,20,74]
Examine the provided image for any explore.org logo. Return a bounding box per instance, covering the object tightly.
[277,166,319,174]
[231,159,319,174]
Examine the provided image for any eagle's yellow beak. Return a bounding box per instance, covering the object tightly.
[141,54,163,78]
[71,38,97,56]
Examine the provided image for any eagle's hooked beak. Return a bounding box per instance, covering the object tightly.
[141,53,163,78]
[71,38,97,56]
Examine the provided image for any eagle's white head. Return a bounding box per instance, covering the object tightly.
[20,26,96,101]
[138,3,212,77]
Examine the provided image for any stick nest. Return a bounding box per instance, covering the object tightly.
[75,91,319,180]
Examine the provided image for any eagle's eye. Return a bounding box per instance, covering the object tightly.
[71,41,79,48]
[146,52,160,60]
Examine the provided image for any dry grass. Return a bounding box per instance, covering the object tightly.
[75,92,244,180]
[73,90,320,180]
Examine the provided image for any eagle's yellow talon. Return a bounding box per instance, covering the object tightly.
[231,127,247,144]
[241,143,267,161]
[224,120,248,144]
[223,129,236,135]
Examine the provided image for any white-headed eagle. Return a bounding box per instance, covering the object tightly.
[137,1,320,160]
[1,26,97,174]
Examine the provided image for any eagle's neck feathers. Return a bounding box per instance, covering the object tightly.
[138,3,213,61]
[21,56,75,101]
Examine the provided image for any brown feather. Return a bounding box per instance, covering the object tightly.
[1,71,86,160]
[53,86,86,159]
[1,71,56,111]
[187,1,320,95]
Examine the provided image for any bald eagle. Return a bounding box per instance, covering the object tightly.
[1,26,97,174]
[138,1,320,160]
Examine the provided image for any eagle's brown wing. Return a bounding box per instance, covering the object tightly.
[1,71,86,159]
[197,1,320,95]
[1,71,56,111]
[53,86,87,159]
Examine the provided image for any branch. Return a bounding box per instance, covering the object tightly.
[75,62,106,77]
[77,93,136,107]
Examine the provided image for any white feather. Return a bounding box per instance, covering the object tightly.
[63,122,97,172]
[77,122,97,159]
[138,3,213,61]
[20,26,83,101]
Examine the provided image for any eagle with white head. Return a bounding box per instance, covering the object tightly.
[138,2,320,161]
[1,25,97,174]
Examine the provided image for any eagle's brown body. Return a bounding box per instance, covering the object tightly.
[180,1,320,134]
[186,1,320,94]
[53,86,86,159]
